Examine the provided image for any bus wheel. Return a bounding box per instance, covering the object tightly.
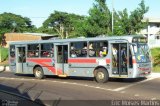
[95,68,109,83]
[34,67,44,79]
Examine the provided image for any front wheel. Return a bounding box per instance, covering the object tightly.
[95,68,109,83]
[34,67,44,79]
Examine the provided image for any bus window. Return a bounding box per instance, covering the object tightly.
[27,44,39,57]
[89,41,108,57]
[132,44,150,63]
[18,47,26,63]
[10,45,15,58]
[129,48,133,68]
[41,43,54,57]
[70,42,87,57]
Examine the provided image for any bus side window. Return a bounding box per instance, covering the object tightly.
[89,41,108,57]
[10,45,15,58]
[70,42,87,58]
[27,44,39,57]
[41,43,54,57]
[129,49,133,68]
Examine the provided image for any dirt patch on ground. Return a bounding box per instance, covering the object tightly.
[0,59,9,66]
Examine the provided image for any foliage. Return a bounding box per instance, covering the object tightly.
[43,11,85,39]
[114,0,149,35]
[41,0,149,37]
[0,47,8,62]
[0,0,149,39]
[0,12,36,35]
[151,48,160,72]
[85,0,112,37]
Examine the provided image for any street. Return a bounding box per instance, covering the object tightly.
[0,71,160,106]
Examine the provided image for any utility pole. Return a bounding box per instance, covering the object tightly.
[112,0,114,35]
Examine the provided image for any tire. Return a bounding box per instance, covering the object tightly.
[34,67,44,79]
[95,68,109,83]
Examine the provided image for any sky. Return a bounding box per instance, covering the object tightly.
[0,0,160,28]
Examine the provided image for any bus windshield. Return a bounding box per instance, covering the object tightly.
[132,43,151,63]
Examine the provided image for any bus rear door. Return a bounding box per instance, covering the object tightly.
[111,43,128,76]
[54,43,69,77]
[15,45,27,73]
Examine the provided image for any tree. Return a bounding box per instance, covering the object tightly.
[114,0,149,35]
[0,12,36,35]
[43,11,85,39]
[114,9,131,35]
[86,0,112,37]
[129,0,149,34]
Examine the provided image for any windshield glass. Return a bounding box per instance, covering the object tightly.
[132,43,151,63]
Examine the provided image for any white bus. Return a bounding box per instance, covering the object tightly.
[9,35,152,83]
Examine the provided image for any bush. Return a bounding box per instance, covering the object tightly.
[0,47,8,62]
[151,48,160,72]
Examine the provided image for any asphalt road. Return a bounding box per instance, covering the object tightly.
[0,71,160,106]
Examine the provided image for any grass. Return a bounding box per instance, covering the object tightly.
[151,47,160,72]
[0,47,8,65]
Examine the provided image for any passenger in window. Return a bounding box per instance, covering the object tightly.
[71,50,77,58]
[112,46,118,67]
[89,43,95,57]
[43,51,49,57]
[71,43,75,50]
[50,47,54,57]
[28,51,34,57]
[89,43,93,49]
[81,49,87,57]
[121,47,127,73]
[100,47,107,57]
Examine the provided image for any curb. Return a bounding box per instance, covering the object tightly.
[5,66,10,72]
[0,66,10,72]
[150,72,160,78]
[0,66,5,73]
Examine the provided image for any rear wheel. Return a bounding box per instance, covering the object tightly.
[95,68,109,83]
[34,67,44,79]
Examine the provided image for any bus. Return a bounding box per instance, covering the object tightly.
[9,35,152,83]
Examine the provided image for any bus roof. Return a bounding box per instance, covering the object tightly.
[9,35,145,45]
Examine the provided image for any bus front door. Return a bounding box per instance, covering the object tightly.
[111,43,128,76]
[55,44,68,76]
[15,45,27,73]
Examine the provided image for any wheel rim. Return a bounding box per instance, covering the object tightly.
[35,70,41,77]
[97,72,105,80]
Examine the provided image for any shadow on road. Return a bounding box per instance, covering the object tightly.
[109,77,147,83]
[0,83,44,106]
[14,73,148,84]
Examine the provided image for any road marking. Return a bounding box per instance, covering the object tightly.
[134,94,139,97]
[151,98,156,100]
[84,84,88,87]
[113,76,159,92]
[0,74,159,94]
[120,91,125,93]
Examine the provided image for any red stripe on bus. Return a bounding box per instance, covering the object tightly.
[27,58,63,75]
[106,59,111,63]
[68,58,97,63]
[27,58,52,63]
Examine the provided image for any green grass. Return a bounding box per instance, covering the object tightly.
[151,47,160,72]
[0,47,8,63]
